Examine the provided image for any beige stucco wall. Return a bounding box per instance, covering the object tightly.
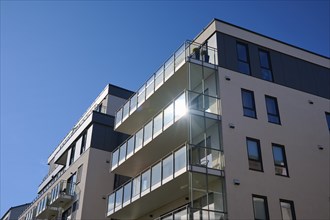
[219,67,330,220]
[78,147,115,220]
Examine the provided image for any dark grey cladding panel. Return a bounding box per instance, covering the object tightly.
[216,32,330,99]
[108,84,134,99]
[90,112,130,152]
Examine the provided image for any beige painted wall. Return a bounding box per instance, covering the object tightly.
[219,67,330,220]
[79,147,115,220]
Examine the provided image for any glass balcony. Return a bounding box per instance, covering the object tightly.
[111,91,221,176]
[107,145,188,218]
[154,205,227,220]
[115,41,218,134]
[49,180,75,208]
[107,145,224,219]
[35,194,58,219]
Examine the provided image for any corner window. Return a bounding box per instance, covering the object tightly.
[252,195,269,220]
[246,138,263,172]
[237,42,251,75]
[259,50,273,81]
[325,112,330,131]
[272,144,289,177]
[80,132,87,155]
[69,143,76,166]
[265,95,281,124]
[280,199,296,220]
[241,89,257,118]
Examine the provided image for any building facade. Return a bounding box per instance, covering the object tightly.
[108,19,330,220]
[1,203,31,220]
[17,19,329,220]
[18,84,133,220]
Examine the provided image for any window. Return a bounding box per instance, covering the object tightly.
[123,182,132,206]
[272,144,289,177]
[162,154,173,184]
[111,149,119,170]
[265,96,281,124]
[144,120,153,145]
[164,103,174,130]
[132,176,141,201]
[259,50,273,81]
[67,173,77,195]
[252,195,269,220]
[69,143,76,166]
[174,146,186,176]
[151,162,161,190]
[107,194,115,215]
[237,42,251,75]
[126,136,135,159]
[115,188,123,210]
[141,170,150,195]
[76,165,83,184]
[80,132,87,154]
[280,199,296,220]
[153,111,163,138]
[119,143,126,165]
[325,112,330,131]
[241,89,257,118]
[135,128,143,152]
[246,138,263,171]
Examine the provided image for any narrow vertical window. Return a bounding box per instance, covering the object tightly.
[80,132,87,155]
[237,42,251,75]
[67,173,77,196]
[265,95,281,124]
[280,199,296,220]
[272,144,289,177]
[259,50,273,81]
[252,195,269,220]
[325,112,330,131]
[241,89,257,118]
[246,138,263,171]
[69,143,76,166]
[76,165,83,184]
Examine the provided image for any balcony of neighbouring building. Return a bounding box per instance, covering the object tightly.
[107,144,225,219]
[35,195,58,219]
[48,180,76,208]
[111,91,221,177]
[115,41,218,135]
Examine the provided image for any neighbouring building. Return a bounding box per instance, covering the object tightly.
[1,203,30,220]
[17,19,329,220]
[108,19,330,220]
[18,84,133,220]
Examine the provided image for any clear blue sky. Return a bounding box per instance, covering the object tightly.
[1,0,329,216]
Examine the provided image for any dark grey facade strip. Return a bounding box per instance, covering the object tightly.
[217,33,330,99]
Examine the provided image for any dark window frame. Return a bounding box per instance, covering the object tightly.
[272,143,289,177]
[258,49,273,82]
[246,137,263,172]
[241,89,257,119]
[69,143,76,166]
[265,95,281,125]
[252,194,270,220]
[279,199,296,220]
[236,42,251,75]
[80,131,87,155]
[325,112,330,131]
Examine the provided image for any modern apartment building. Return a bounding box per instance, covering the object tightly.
[108,19,330,220]
[18,84,133,220]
